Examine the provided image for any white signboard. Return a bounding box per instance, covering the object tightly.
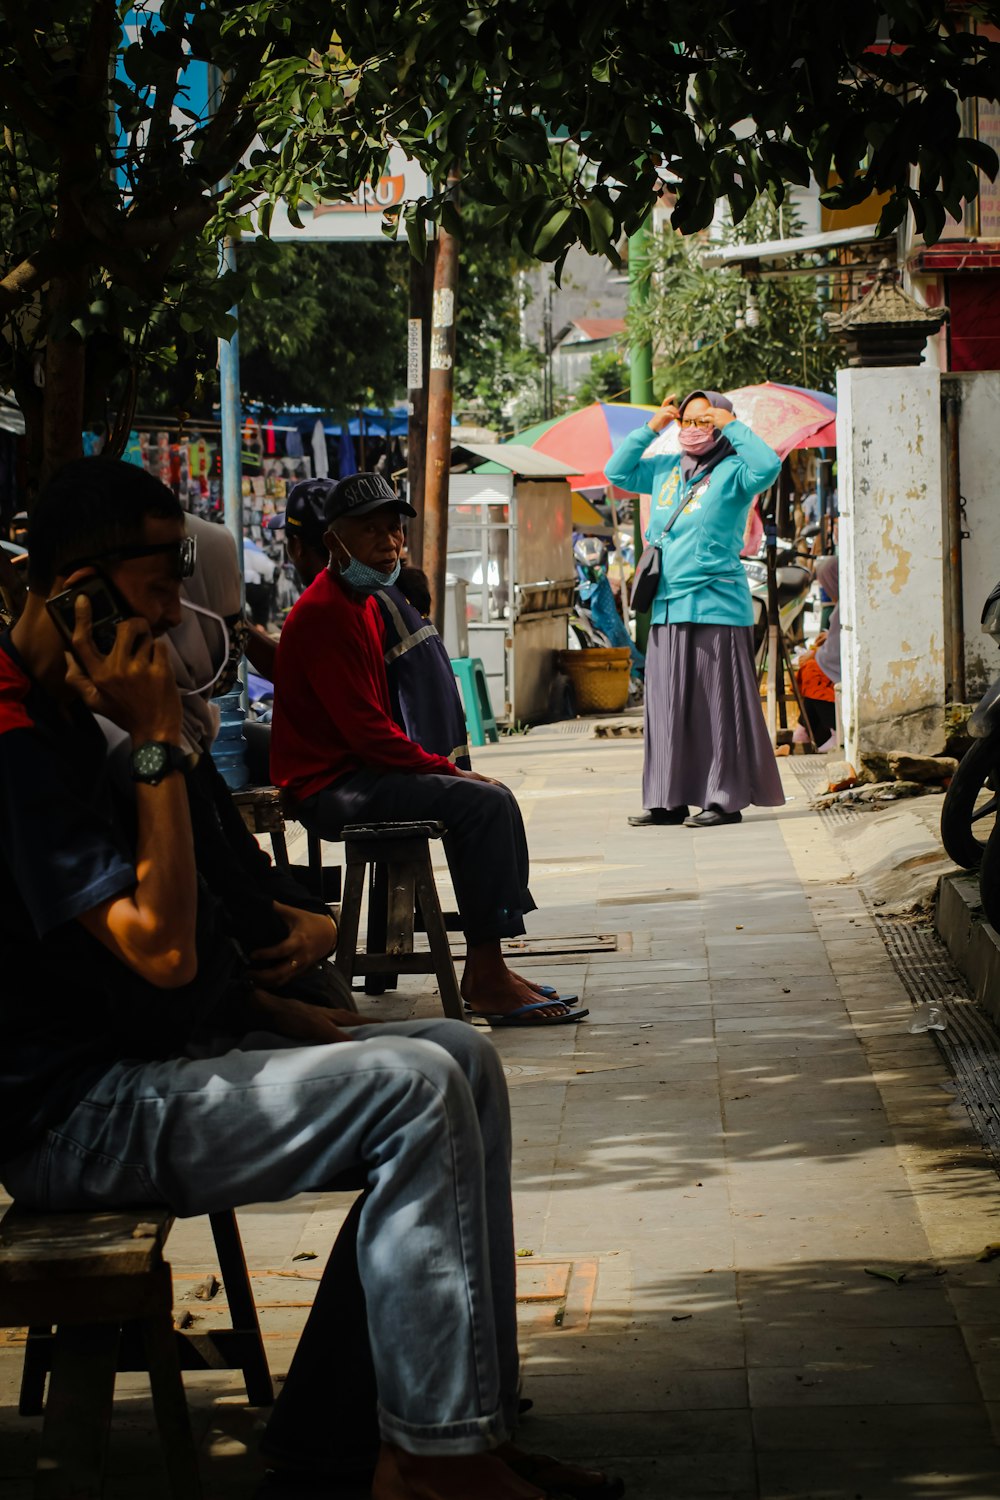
[264,145,430,242]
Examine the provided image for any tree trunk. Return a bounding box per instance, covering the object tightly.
[40,264,87,487]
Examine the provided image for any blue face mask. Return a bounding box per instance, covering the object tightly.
[338,554,401,594]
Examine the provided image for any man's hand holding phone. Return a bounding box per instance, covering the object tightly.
[65,593,183,746]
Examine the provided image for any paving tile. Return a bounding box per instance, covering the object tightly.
[756,1446,1000,1500]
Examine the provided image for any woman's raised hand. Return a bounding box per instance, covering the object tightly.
[705,405,735,428]
[648,394,680,433]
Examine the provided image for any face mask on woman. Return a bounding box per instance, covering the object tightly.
[678,424,718,456]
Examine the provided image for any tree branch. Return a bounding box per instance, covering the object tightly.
[78,0,119,109]
[0,242,83,313]
[195,48,268,171]
[6,9,55,100]
[120,197,217,248]
[0,68,62,143]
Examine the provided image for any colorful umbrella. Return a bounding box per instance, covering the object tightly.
[483,401,658,490]
[646,381,836,465]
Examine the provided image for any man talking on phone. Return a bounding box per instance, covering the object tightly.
[0,459,620,1500]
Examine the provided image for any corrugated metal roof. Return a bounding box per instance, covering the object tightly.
[702,224,883,268]
[464,443,581,477]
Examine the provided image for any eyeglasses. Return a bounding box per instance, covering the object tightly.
[680,417,716,430]
[62,536,198,580]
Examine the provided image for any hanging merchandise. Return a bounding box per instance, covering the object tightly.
[286,425,304,459]
[311,418,329,478]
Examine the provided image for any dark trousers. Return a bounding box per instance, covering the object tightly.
[263,1192,381,1480]
[802,696,837,741]
[299,769,535,946]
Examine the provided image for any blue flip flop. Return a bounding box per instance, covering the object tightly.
[464,984,579,1014]
[479,1000,590,1028]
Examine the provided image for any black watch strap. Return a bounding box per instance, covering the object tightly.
[129,741,188,786]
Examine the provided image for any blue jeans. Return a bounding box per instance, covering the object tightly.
[0,1020,518,1456]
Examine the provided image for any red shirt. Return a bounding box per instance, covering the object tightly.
[270,568,462,800]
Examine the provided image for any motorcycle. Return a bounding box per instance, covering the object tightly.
[741,527,817,666]
[941,580,1000,926]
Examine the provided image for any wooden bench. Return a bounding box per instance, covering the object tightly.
[0,1205,272,1499]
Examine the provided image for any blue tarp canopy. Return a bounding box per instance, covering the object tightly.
[252,405,411,437]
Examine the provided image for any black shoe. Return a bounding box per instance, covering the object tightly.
[628,806,689,826]
[684,807,743,827]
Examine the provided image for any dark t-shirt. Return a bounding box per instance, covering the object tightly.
[0,636,247,1160]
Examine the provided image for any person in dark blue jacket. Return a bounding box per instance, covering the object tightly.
[605,390,785,829]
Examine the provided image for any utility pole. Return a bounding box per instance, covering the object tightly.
[210,65,249,789]
[628,215,655,654]
[422,173,460,633]
[406,249,434,569]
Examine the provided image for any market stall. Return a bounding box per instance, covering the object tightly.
[447,445,579,725]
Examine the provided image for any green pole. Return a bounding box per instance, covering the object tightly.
[628,217,654,654]
[628,218,654,406]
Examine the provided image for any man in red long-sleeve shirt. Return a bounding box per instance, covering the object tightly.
[270,472,587,1026]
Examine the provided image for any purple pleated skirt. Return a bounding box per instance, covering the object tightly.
[641,623,785,815]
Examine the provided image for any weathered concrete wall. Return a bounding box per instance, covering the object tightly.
[950,372,1000,700]
[837,367,944,762]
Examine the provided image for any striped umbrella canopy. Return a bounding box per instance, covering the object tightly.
[486,401,658,489]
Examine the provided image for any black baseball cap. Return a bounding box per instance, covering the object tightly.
[268,478,335,544]
[325,471,416,524]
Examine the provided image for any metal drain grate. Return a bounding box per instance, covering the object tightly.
[819,802,873,828]
[875,915,1000,1168]
[790,759,871,826]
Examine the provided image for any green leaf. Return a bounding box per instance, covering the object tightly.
[961,136,1000,183]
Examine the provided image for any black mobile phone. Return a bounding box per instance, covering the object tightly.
[46,574,132,656]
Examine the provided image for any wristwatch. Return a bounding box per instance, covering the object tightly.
[129,741,188,786]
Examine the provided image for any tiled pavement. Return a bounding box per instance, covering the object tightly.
[4,730,1000,1498]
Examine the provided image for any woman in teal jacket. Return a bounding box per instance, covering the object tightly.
[605,390,785,828]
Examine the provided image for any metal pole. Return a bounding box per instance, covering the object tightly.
[406,250,432,569]
[423,173,460,634]
[629,215,655,656]
[212,238,250,789]
[945,392,966,704]
[209,66,250,790]
[765,515,780,745]
[219,241,243,564]
[628,218,654,407]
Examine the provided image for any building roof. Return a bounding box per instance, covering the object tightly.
[567,317,625,341]
[702,223,885,268]
[464,443,581,478]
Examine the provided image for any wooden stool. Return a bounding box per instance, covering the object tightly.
[335,821,464,1021]
[234,785,342,903]
[2,1206,273,1499]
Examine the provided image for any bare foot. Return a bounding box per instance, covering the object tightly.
[372,1442,544,1499]
[461,967,569,1020]
[509,971,577,1004]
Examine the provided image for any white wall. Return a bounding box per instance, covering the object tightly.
[838,367,945,760]
[950,372,1000,699]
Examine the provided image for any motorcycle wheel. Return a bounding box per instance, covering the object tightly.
[940,737,1000,869]
[980,819,1000,930]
